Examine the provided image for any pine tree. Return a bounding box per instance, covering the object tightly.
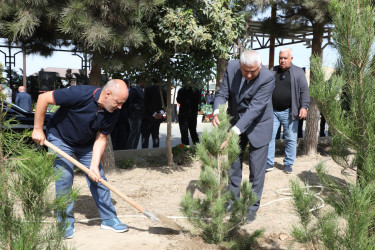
[125,0,246,165]
[181,105,262,245]
[0,93,75,248]
[290,0,375,248]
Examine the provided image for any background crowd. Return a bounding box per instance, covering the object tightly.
[109,79,216,150]
[1,72,329,153]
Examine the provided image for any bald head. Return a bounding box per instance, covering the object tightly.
[99,79,129,113]
[103,79,125,91]
[18,86,26,92]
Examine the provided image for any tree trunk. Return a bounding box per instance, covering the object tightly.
[166,77,173,166]
[89,55,101,87]
[216,57,228,91]
[22,48,27,88]
[303,98,319,155]
[268,4,277,69]
[303,22,324,155]
[102,135,116,173]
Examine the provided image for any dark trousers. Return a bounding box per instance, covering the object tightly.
[229,133,268,212]
[171,104,178,123]
[320,115,326,137]
[141,117,161,148]
[110,121,128,150]
[178,114,199,145]
[127,117,142,149]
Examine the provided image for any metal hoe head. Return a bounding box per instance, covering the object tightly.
[144,210,160,222]
[144,210,182,231]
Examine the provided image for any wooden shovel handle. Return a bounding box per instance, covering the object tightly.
[43,140,146,214]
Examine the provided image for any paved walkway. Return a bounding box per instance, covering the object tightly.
[115,119,330,161]
[138,120,212,149]
[129,119,328,150]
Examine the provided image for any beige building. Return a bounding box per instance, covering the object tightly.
[30,67,90,86]
[305,66,335,85]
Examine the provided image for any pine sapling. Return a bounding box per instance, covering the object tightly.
[181,105,260,244]
[0,95,76,249]
[290,0,375,247]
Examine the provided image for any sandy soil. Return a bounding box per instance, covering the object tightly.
[61,146,355,250]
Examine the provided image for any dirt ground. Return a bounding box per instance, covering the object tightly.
[61,144,355,250]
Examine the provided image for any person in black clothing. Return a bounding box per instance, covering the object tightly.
[111,79,130,150]
[56,80,65,89]
[127,79,145,149]
[177,85,201,145]
[266,48,310,174]
[141,78,167,148]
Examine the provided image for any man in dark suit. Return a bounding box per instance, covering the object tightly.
[213,50,275,223]
[15,86,32,111]
[177,85,201,145]
[141,78,167,148]
[127,79,145,149]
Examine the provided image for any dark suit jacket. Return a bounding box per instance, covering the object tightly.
[127,85,145,119]
[177,87,201,117]
[15,91,32,111]
[214,60,275,148]
[143,84,167,118]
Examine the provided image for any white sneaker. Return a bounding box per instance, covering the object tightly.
[266,165,274,172]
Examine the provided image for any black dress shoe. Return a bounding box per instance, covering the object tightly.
[245,210,257,224]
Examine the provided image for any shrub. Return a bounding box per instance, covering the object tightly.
[117,158,136,169]
[172,144,195,165]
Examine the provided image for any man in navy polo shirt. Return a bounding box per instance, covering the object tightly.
[32,79,129,239]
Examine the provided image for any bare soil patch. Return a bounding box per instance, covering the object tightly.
[62,144,354,249]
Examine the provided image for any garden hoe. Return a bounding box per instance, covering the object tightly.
[44,140,181,232]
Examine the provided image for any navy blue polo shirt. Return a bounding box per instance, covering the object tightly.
[47,85,120,147]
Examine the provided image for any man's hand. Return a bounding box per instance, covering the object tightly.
[32,91,54,145]
[32,128,46,145]
[153,113,163,119]
[220,131,232,150]
[88,167,101,183]
[212,114,220,127]
[299,108,308,119]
